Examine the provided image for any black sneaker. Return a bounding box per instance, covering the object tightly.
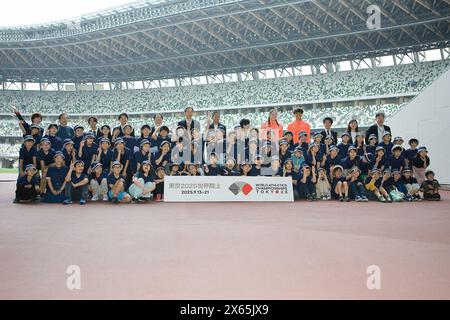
[339,196,344,202]
[112,197,119,204]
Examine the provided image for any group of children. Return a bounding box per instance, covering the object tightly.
[14,112,442,204]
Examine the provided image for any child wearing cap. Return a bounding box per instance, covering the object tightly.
[323,146,341,177]
[122,125,137,152]
[346,167,369,202]
[412,147,430,184]
[128,161,156,202]
[340,146,362,173]
[64,161,89,205]
[14,165,40,203]
[331,165,349,202]
[364,169,391,202]
[134,139,153,173]
[37,139,55,193]
[305,143,322,169]
[420,171,441,201]
[296,131,310,155]
[62,139,76,167]
[315,167,331,201]
[387,145,406,172]
[113,139,132,180]
[401,168,421,201]
[89,162,108,202]
[43,152,68,203]
[97,138,114,173]
[153,167,166,202]
[297,164,317,201]
[373,147,387,171]
[78,134,98,174]
[291,147,305,173]
[203,153,222,176]
[337,132,351,156]
[19,136,37,177]
[29,125,43,148]
[72,125,85,151]
[366,134,378,155]
[378,132,394,158]
[312,132,326,159]
[107,162,132,204]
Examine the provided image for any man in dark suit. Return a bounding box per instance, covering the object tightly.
[207,111,227,135]
[178,107,201,133]
[320,117,338,144]
[365,111,392,144]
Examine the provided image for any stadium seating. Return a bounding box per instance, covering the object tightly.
[0,60,448,115]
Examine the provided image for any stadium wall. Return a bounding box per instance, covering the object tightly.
[387,69,450,184]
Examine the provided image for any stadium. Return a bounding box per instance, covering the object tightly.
[1,0,450,301]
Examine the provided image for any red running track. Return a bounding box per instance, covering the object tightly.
[0,180,449,300]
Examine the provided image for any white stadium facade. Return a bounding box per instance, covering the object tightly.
[1,0,450,181]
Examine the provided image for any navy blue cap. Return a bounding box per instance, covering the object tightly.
[23,135,35,143]
[25,164,37,172]
[53,151,65,159]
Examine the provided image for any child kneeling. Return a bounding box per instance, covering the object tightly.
[14,165,40,203]
[128,161,156,202]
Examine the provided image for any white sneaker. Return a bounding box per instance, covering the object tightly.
[102,195,108,201]
[91,194,99,202]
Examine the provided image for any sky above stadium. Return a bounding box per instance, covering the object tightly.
[0,0,139,27]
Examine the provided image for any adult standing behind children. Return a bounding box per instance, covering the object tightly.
[365,111,392,144]
[287,108,311,144]
[57,113,75,141]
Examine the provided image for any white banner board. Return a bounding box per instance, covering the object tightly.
[164,176,294,202]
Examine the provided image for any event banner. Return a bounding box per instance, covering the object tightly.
[164,176,294,202]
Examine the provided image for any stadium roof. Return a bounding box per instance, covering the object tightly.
[0,0,449,83]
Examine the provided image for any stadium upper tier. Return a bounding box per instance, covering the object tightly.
[1,0,449,82]
[0,60,448,115]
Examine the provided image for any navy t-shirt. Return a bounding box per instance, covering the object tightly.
[90,171,107,184]
[37,148,55,169]
[387,155,405,171]
[17,175,39,186]
[19,146,37,170]
[135,172,154,184]
[99,149,114,172]
[113,148,132,170]
[107,174,126,188]
[44,135,63,151]
[80,143,98,166]
[71,172,87,184]
[46,165,68,189]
